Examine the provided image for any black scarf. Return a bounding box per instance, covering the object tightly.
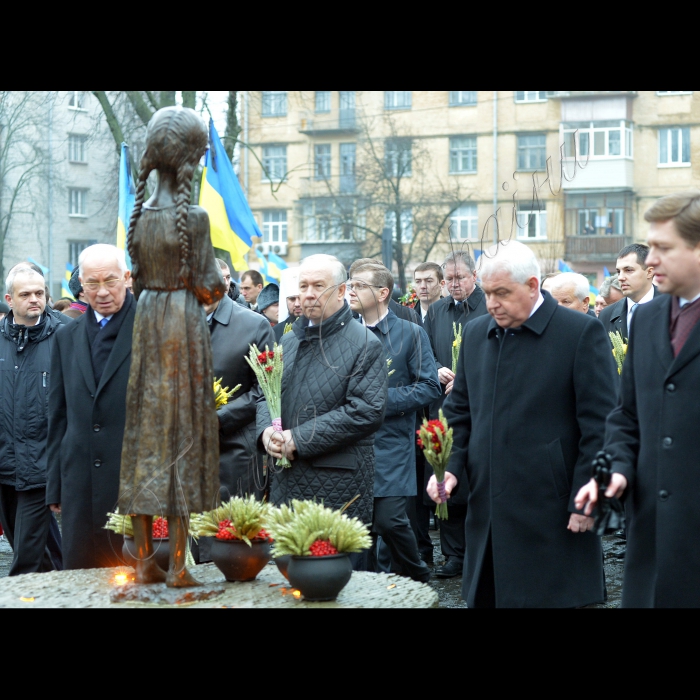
[86,293,133,384]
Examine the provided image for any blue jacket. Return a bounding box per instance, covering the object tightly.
[366,309,441,497]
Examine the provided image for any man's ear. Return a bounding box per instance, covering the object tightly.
[645,266,655,279]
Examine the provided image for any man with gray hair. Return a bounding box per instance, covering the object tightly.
[46,243,136,569]
[0,264,64,574]
[599,274,623,305]
[548,271,593,315]
[427,240,617,607]
[258,254,388,560]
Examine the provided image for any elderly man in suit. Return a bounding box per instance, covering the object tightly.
[576,190,700,608]
[428,240,617,607]
[547,272,594,315]
[598,244,660,342]
[46,244,135,569]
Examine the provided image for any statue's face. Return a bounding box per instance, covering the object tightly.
[80,256,130,317]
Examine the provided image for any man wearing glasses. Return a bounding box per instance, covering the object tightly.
[46,244,136,569]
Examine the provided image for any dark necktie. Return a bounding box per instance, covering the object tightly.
[670,297,700,357]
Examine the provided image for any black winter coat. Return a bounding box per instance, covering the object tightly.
[444,292,617,607]
[257,302,387,524]
[606,295,700,607]
[211,294,275,499]
[0,312,63,490]
[46,294,136,569]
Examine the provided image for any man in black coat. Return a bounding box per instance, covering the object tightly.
[258,254,387,534]
[576,191,700,607]
[598,243,660,344]
[0,266,63,575]
[429,241,617,607]
[46,244,135,570]
[423,250,488,578]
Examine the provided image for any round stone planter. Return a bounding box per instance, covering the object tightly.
[210,538,271,582]
[287,553,352,601]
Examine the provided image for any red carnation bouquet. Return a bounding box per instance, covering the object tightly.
[416,409,453,520]
[245,343,290,467]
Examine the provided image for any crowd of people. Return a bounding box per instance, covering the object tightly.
[1,188,699,607]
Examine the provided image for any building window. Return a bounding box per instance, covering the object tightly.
[68,135,87,163]
[517,134,547,170]
[314,144,331,179]
[450,204,478,240]
[659,127,690,166]
[657,91,692,96]
[315,91,331,113]
[302,199,361,242]
[261,91,287,117]
[68,240,96,267]
[515,91,548,103]
[384,91,411,110]
[562,121,633,160]
[261,145,287,181]
[385,209,413,243]
[385,139,412,177]
[339,91,356,128]
[450,136,477,173]
[262,211,288,243]
[449,91,477,106]
[69,188,87,217]
[516,209,547,240]
[340,143,356,193]
[577,207,625,235]
[68,91,86,110]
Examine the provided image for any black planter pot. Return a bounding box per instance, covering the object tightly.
[274,554,292,581]
[210,538,271,582]
[123,536,170,571]
[287,553,352,601]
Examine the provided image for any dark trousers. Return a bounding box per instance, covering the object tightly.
[408,451,434,560]
[369,496,429,581]
[0,485,55,576]
[439,503,467,564]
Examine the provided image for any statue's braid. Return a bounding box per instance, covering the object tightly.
[176,163,194,281]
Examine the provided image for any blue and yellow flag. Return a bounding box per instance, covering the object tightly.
[61,262,75,300]
[116,143,135,270]
[199,119,258,271]
[266,251,287,285]
[256,249,271,285]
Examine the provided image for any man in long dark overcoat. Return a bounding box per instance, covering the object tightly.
[46,244,135,569]
[429,240,617,607]
[576,191,700,607]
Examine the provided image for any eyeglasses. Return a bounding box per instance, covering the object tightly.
[347,281,386,292]
[83,277,124,292]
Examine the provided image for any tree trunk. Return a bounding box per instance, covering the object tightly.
[159,91,176,107]
[223,91,240,162]
[91,92,125,153]
[182,91,196,109]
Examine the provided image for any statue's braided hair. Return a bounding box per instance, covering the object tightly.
[125,107,208,285]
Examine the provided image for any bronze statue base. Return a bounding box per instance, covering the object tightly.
[109,581,226,606]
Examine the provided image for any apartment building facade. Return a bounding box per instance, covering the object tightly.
[242,90,700,288]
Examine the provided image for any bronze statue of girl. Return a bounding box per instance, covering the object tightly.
[119,106,225,586]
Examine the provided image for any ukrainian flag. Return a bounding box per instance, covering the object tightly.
[199,119,258,271]
[116,143,135,270]
[256,249,271,285]
[61,262,74,300]
[266,251,287,285]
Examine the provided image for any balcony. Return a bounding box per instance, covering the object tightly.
[562,158,634,191]
[550,91,637,99]
[299,109,358,135]
[565,234,631,263]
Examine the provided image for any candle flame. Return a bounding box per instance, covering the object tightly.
[292,589,302,600]
[386,584,396,590]
[113,573,128,585]
[19,597,35,602]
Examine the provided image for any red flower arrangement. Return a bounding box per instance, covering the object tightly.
[216,520,273,542]
[416,409,453,520]
[152,516,168,539]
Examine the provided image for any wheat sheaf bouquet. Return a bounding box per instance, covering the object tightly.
[265,500,371,558]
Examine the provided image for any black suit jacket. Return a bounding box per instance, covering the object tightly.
[598,285,662,342]
[606,294,700,607]
[46,293,136,569]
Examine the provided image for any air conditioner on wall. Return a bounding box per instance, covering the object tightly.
[257,242,288,256]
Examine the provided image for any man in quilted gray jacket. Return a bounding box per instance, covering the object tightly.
[257,254,388,539]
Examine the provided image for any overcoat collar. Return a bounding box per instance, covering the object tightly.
[95,292,135,399]
[212,293,234,326]
[651,293,700,379]
[368,308,397,336]
[293,301,353,342]
[486,290,555,339]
